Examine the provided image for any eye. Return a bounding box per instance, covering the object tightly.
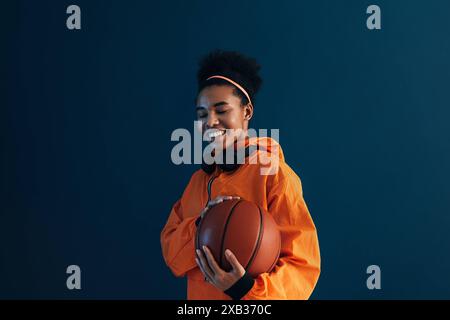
[216,110,227,114]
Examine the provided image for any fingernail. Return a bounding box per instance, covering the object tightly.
[225,249,231,256]
[196,249,200,255]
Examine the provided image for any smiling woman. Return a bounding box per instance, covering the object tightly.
[195,51,261,151]
[161,50,321,300]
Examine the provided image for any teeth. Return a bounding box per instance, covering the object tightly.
[208,130,225,139]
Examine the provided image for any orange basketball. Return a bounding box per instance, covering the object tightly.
[195,199,281,278]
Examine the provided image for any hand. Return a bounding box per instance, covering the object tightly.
[199,195,240,219]
[195,246,246,291]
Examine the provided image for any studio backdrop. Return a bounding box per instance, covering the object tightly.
[2,0,450,299]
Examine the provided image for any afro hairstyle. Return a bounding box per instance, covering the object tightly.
[197,50,263,105]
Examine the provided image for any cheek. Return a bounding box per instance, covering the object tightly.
[222,110,245,129]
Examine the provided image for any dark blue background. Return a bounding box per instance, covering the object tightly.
[2,0,450,299]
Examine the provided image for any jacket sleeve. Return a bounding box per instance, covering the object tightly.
[160,199,198,277]
[242,170,321,300]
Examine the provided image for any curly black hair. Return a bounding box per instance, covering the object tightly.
[197,50,263,105]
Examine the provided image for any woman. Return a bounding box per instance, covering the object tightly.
[161,50,320,300]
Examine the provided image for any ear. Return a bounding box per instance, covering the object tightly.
[243,103,254,121]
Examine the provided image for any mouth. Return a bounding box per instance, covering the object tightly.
[207,129,226,141]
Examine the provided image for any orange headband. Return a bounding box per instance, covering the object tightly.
[206,75,253,106]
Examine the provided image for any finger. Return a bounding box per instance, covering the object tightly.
[195,257,213,283]
[196,252,213,281]
[210,195,237,206]
[205,200,218,209]
[200,207,209,219]
[201,197,227,219]
[221,195,240,202]
[202,246,222,274]
[201,198,223,217]
[213,195,225,201]
[224,249,245,276]
[221,195,239,201]
[209,198,224,206]
[203,196,240,218]
[212,195,233,203]
[196,249,215,279]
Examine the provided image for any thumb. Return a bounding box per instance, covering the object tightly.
[225,249,245,276]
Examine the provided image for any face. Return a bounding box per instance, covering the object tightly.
[196,85,253,149]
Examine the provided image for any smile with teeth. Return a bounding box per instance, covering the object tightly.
[208,129,226,140]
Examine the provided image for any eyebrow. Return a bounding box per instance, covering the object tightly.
[196,101,229,110]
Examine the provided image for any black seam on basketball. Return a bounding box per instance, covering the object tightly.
[219,200,242,269]
[195,216,202,251]
[245,206,264,271]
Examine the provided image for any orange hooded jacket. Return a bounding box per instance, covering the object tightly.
[161,137,321,300]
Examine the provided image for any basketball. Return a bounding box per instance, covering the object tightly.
[195,199,281,278]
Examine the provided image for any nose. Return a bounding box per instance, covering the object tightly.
[206,112,219,129]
